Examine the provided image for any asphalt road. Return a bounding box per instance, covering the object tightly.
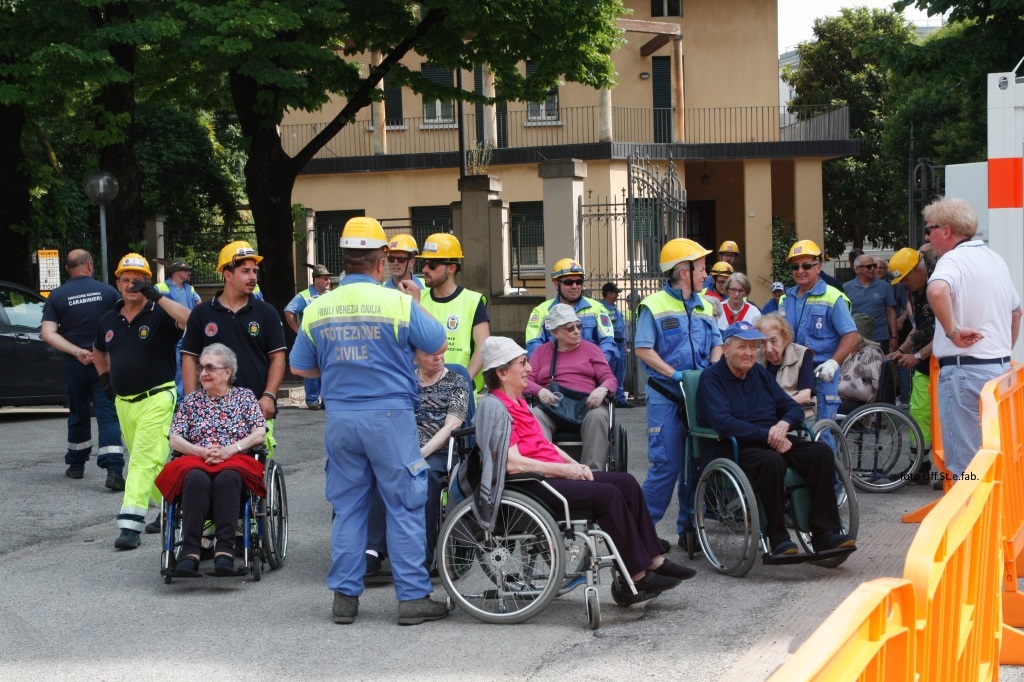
[0,404,1019,681]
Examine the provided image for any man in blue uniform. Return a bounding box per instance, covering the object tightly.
[290,216,449,626]
[782,240,859,423]
[283,263,333,409]
[40,249,125,490]
[154,259,201,401]
[600,281,631,407]
[635,238,723,548]
[383,234,425,291]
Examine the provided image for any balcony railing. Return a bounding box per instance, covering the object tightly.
[280,104,850,160]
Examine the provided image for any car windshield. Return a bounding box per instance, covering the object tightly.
[1,288,45,328]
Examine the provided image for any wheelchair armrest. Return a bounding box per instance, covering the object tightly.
[451,427,476,439]
[506,472,545,483]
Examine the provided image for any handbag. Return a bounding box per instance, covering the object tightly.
[538,345,591,429]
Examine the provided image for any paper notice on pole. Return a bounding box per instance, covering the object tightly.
[38,249,61,295]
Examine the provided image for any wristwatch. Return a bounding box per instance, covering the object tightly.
[913,352,923,361]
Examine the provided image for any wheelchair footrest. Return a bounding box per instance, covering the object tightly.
[761,552,815,566]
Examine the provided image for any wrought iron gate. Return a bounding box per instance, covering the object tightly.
[576,154,688,398]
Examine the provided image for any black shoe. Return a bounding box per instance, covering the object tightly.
[145,515,162,534]
[65,465,84,480]
[213,555,236,575]
[769,539,799,559]
[365,553,383,576]
[171,557,201,578]
[104,469,125,491]
[653,558,697,581]
[677,533,703,554]
[397,597,449,625]
[114,529,141,550]
[634,571,682,594]
[812,532,856,554]
[333,593,359,624]
[615,401,634,409]
[658,538,671,554]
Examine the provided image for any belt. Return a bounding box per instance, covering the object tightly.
[937,355,1010,368]
[118,384,174,403]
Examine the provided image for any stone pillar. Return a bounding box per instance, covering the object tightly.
[742,158,773,304]
[598,88,613,142]
[453,175,507,297]
[482,67,498,148]
[145,215,165,280]
[539,159,587,299]
[672,37,685,143]
[371,51,386,155]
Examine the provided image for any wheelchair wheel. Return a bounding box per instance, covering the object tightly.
[694,458,760,577]
[263,459,288,569]
[437,492,565,625]
[840,404,924,493]
[160,501,184,584]
[812,419,851,480]
[796,456,860,568]
[584,586,601,630]
[608,424,628,472]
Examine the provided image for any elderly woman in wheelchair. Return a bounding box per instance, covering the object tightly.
[156,343,267,578]
[526,304,617,470]
[696,322,856,566]
[437,337,694,626]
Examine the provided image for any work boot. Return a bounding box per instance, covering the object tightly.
[65,465,84,480]
[332,593,359,624]
[115,529,141,550]
[397,597,449,625]
[105,468,125,491]
[145,515,162,534]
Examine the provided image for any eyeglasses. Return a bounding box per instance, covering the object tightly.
[422,261,450,270]
[856,263,877,270]
[386,255,410,264]
[924,224,943,235]
[198,363,227,374]
[726,287,746,294]
[560,279,584,287]
[558,323,583,332]
[790,262,818,272]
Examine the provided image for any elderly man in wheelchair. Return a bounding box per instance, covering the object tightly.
[696,322,856,562]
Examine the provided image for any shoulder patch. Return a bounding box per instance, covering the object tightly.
[104,330,114,343]
[599,313,611,327]
[528,312,539,323]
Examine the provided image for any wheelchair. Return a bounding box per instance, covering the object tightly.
[436,428,646,630]
[160,448,288,583]
[836,359,926,493]
[678,370,859,577]
[539,399,628,472]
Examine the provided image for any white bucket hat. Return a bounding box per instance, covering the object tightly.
[543,303,581,331]
[481,337,528,372]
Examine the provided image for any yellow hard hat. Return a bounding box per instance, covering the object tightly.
[709,261,735,277]
[114,253,152,278]
[420,233,464,260]
[550,258,584,281]
[340,217,388,250]
[888,248,921,285]
[718,240,740,255]
[217,240,263,272]
[659,238,712,273]
[787,239,822,263]
[388,233,419,254]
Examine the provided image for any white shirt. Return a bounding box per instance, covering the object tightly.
[929,240,1020,358]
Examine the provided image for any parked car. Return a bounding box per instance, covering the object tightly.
[0,280,67,407]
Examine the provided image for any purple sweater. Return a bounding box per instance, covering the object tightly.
[526,340,617,397]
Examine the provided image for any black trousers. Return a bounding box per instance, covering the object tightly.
[180,468,243,558]
[519,471,663,575]
[737,439,841,547]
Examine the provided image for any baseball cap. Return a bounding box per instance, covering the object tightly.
[771,281,784,293]
[166,260,192,276]
[481,337,528,372]
[722,321,766,342]
[601,282,621,296]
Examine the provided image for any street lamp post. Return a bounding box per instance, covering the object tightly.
[83,171,119,282]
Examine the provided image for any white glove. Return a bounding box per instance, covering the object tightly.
[814,359,840,382]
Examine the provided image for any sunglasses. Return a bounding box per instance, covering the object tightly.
[924,224,943,235]
[558,322,583,332]
[560,279,584,287]
[856,263,877,270]
[422,261,450,270]
[386,255,410,264]
[790,262,818,272]
[198,363,227,374]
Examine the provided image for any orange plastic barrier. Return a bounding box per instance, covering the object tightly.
[980,365,1024,655]
[903,357,949,524]
[903,448,1003,679]
[768,578,917,681]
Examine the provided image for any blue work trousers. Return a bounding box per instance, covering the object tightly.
[641,392,691,534]
[611,340,627,404]
[62,358,124,470]
[325,409,431,601]
[304,377,321,405]
[366,451,448,567]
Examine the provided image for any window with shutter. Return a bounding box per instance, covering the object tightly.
[421,64,455,124]
[509,201,545,272]
[651,0,681,17]
[410,206,453,247]
[525,62,559,122]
